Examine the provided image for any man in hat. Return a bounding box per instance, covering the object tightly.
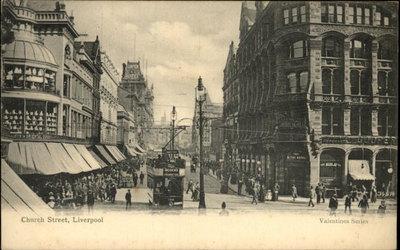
[87,190,95,212]
[125,189,132,210]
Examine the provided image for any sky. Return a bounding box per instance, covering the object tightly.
[66,1,243,125]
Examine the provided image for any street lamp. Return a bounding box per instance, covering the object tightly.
[170,106,177,151]
[195,76,207,209]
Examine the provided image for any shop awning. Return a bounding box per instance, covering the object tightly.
[62,143,92,172]
[95,145,116,165]
[134,143,146,153]
[105,145,126,162]
[124,145,137,157]
[7,142,65,175]
[1,159,52,216]
[46,142,83,174]
[87,147,108,168]
[348,160,375,181]
[74,144,102,170]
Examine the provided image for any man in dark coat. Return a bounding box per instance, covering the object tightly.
[237,177,243,196]
[139,171,145,185]
[133,172,138,187]
[321,183,326,203]
[315,183,321,204]
[110,184,117,203]
[125,189,132,210]
[329,194,338,216]
[87,190,95,212]
[344,193,352,214]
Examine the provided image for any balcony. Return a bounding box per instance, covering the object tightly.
[320,94,344,103]
[349,58,371,68]
[377,59,393,70]
[377,95,397,104]
[349,95,372,103]
[273,92,307,103]
[321,57,343,68]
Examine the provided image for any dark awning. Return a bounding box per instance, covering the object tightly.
[87,147,108,168]
[95,145,116,165]
[124,145,137,157]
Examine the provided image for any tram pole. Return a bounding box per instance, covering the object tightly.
[196,76,206,209]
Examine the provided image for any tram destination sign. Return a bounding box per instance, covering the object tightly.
[163,168,180,176]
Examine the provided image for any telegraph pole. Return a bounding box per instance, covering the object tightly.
[196,77,206,209]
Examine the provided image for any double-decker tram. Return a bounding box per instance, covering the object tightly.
[147,151,186,208]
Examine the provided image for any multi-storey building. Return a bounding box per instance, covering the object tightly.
[192,79,223,160]
[223,41,240,169]
[118,61,154,149]
[224,1,397,196]
[99,51,119,145]
[1,0,126,175]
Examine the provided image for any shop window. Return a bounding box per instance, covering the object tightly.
[322,37,342,57]
[2,99,24,134]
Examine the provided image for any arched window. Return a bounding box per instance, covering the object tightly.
[288,40,308,59]
[322,37,342,57]
[350,39,370,58]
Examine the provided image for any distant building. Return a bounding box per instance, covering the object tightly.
[118,61,154,149]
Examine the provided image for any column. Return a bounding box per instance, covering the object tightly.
[309,38,323,100]
[343,150,350,186]
[371,106,379,136]
[57,103,63,136]
[371,40,379,103]
[308,144,320,188]
[371,151,378,186]
[343,38,352,101]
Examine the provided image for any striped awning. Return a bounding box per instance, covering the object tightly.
[105,145,126,162]
[348,160,375,181]
[74,144,102,170]
[95,145,116,165]
[124,145,137,157]
[1,159,52,216]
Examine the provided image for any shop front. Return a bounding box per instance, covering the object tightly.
[283,151,308,196]
[319,149,345,190]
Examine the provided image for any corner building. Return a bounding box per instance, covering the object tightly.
[228,1,398,196]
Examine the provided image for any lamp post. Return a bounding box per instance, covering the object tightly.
[195,76,207,209]
[171,106,177,151]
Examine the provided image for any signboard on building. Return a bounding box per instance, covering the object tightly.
[163,168,180,176]
[286,152,307,161]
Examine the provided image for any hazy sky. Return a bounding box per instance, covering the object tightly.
[66,1,242,124]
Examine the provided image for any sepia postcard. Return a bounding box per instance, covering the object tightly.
[0,0,397,249]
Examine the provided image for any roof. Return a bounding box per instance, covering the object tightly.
[25,0,63,11]
[3,39,58,68]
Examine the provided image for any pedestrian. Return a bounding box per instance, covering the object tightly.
[358,194,369,214]
[329,194,338,216]
[377,200,386,215]
[308,186,315,207]
[238,177,243,196]
[273,182,280,201]
[219,201,229,216]
[110,184,117,203]
[125,189,132,210]
[370,185,377,203]
[186,179,193,194]
[133,172,138,187]
[344,193,352,214]
[251,182,259,205]
[87,190,95,212]
[139,171,145,185]
[291,184,297,202]
[315,183,321,204]
[321,183,326,203]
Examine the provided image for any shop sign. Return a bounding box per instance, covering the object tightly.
[286,152,306,161]
[163,168,180,176]
[320,162,342,167]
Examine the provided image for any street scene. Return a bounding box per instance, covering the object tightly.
[0,0,398,249]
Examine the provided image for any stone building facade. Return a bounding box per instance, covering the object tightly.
[99,51,119,145]
[118,61,154,148]
[224,1,398,196]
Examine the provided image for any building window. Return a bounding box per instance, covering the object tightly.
[378,71,395,96]
[283,6,306,25]
[292,7,298,23]
[289,40,308,59]
[350,107,371,136]
[322,106,343,135]
[376,7,392,26]
[350,39,370,59]
[348,6,355,24]
[349,5,372,25]
[378,107,396,136]
[63,75,70,98]
[299,71,308,92]
[378,40,393,60]
[350,70,371,95]
[322,37,342,57]
[322,4,344,23]
[322,69,343,95]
